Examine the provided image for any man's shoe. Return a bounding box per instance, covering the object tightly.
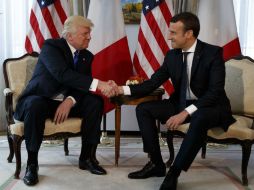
[79,159,106,175]
[23,164,39,186]
[128,161,166,179]
[159,169,178,190]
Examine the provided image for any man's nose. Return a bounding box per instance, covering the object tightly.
[167,33,172,40]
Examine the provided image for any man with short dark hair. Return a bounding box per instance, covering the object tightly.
[116,12,235,190]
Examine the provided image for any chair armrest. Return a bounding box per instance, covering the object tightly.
[3,88,15,124]
[3,88,13,96]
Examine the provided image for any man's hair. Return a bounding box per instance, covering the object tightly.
[171,12,200,38]
[62,15,94,39]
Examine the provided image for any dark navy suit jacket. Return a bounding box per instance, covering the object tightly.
[14,38,94,120]
[129,40,235,131]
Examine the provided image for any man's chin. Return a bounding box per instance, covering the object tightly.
[83,45,89,49]
[171,43,177,49]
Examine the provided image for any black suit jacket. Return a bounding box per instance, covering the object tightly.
[130,40,235,130]
[14,38,94,120]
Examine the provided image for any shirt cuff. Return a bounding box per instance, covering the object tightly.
[185,104,198,115]
[123,86,131,95]
[90,79,98,92]
[66,96,76,105]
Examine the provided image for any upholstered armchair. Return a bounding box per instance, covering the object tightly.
[3,52,82,179]
[166,56,254,186]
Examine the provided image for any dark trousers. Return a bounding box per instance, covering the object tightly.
[16,94,103,153]
[136,99,222,171]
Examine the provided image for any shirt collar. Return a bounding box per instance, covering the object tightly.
[182,40,197,53]
[66,41,76,57]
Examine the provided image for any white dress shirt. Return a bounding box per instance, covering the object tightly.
[122,40,198,115]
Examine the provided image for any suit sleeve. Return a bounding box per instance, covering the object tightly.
[65,88,85,103]
[130,53,171,96]
[39,41,93,93]
[194,48,226,108]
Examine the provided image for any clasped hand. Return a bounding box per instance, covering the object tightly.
[97,80,122,98]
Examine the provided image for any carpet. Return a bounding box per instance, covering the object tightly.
[0,136,253,190]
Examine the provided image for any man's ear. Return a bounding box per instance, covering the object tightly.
[185,30,194,38]
[66,33,72,42]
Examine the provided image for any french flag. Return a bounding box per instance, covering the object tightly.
[88,0,133,113]
[198,0,241,61]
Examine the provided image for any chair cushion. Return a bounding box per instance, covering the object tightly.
[174,115,254,141]
[9,118,82,137]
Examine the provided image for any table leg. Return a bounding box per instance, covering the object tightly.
[115,105,121,166]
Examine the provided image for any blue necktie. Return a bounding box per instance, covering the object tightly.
[179,52,190,111]
[73,50,79,69]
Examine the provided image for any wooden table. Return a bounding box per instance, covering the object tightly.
[110,88,165,166]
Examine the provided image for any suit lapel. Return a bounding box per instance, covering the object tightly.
[77,50,87,69]
[76,50,92,74]
[176,50,183,77]
[60,39,93,74]
[191,40,203,79]
[61,38,75,68]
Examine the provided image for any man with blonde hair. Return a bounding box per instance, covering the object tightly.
[14,15,116,186]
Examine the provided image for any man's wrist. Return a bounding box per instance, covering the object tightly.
[117,86,124,95]
[66,96,76,105]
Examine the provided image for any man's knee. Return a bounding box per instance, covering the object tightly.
[80,94,104,112]
[136,102,149,117]
[191,113,202,124]
[24,96,48,114]
[192,108,214,121]
[91,95,104,110]
[190,108,214,130]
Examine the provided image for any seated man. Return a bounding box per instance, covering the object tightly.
[116,12,235,190]
[14,16,117,186]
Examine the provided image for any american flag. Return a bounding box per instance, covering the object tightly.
[133,0,174,97]
[25,0,70,53]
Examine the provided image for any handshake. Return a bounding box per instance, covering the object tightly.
[97,80,123,98]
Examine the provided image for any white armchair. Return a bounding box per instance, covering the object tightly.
[3,52,82,179]
[166,55,254,186]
